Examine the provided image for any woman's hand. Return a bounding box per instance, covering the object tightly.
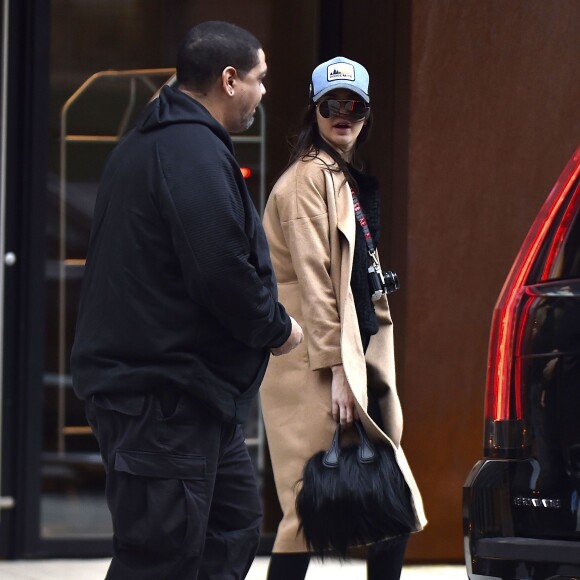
[331,364,359,426]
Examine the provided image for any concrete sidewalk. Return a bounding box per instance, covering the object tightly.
[0,557,467,579]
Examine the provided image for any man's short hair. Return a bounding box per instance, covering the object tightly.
[176,21,262,93]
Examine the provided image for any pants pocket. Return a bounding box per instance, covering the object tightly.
[108,449,208,557]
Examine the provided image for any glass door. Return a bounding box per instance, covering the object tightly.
[1,0,274,558]
[40,2,187,550]
[42,68,267,546]
[38,0,268,554]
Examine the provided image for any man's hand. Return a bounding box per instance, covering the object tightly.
[331,364,359,426]
[270,316,303,356]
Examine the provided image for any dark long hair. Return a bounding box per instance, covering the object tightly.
[285,101,374,192]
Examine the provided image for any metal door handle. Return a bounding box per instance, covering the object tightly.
[0,496,15,510]
[4,252,15,266]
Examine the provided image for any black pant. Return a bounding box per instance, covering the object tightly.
[86,390,262,580]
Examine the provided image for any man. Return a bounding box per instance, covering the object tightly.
[71,21,303,580]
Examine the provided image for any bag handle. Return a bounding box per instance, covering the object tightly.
[322,420,376,468]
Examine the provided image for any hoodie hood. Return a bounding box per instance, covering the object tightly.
[137,85,233,153]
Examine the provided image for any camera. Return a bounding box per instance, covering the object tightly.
[368,264,400,302]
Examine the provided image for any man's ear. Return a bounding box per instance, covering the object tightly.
[222,66,237,97]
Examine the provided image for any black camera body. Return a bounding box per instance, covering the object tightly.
[368,264,400,302]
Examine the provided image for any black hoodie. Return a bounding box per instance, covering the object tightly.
[71,85,291,423]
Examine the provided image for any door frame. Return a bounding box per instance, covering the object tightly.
[0,0,90,558]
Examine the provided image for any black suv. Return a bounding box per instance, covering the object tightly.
[464,146,580,580]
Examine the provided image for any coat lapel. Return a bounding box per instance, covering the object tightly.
[334,174,356,248]
[317,151,356,248]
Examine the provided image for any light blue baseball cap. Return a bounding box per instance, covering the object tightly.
[310,56,370,104]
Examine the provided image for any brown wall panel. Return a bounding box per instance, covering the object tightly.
[397,0,580,561]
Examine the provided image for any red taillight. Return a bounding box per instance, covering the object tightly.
[484,147,580,455]
[240,167,252,179]
[540,184,580,280]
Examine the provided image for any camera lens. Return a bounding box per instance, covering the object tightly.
[383,271,400,294]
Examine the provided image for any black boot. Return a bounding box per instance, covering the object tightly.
[367,534,409,580]
[267,552,311,580]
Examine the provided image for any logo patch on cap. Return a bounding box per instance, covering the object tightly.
[327,62,355,82]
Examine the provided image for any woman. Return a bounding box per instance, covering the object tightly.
[260,57,427,580]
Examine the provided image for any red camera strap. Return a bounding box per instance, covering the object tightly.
[350,187,376,255]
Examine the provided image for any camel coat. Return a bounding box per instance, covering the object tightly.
[260,151,427,553]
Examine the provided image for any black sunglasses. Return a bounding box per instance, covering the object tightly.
[318,99,370,120]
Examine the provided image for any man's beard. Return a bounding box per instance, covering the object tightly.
[237,112,255,133]
[227,104,257,134]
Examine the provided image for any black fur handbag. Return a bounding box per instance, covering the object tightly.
[295,420,415,557]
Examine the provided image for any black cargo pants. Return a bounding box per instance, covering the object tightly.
[85,390,262,580]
